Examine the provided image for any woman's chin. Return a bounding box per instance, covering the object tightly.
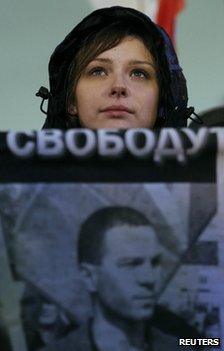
[99,119,134,129]
[81,117,146,129]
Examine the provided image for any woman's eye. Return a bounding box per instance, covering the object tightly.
[131,70,148,79]
[90,68,107,76]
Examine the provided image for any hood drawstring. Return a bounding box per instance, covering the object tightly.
[186,107,203,125]
[36,86,51,115]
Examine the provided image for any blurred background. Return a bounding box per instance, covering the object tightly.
[1,0,224,130]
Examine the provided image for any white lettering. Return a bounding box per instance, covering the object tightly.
[178,339,185,345]
[154,129,185,163]
[210,127,224,152]
[125,129,155,157]
[37,130,64,157]
[178,338,220,346]
[182,127,209,155]
[7,132,35,158]
[66,129,96,157]
[213,338,220,346]
[98,130,124,157]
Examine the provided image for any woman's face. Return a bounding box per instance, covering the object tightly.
[69,36,159,129]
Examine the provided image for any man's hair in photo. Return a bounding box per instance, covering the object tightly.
[78,206,151,265]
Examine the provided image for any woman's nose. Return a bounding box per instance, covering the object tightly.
[109,73,129,98]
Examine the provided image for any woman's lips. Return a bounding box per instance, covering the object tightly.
[100,105,134,117]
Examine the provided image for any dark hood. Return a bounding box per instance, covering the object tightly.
[42,6,188,129]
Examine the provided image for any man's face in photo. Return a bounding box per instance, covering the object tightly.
[95,224,161,321]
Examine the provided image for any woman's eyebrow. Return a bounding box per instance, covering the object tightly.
[89,58,156,70]
[90,58,112,64]
[128,60,156,68]
[90,58,154,66]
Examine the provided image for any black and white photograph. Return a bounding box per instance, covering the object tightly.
[0,181,223,351]
[1,0,224,350]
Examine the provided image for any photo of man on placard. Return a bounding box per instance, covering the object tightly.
[1,182,220,351]
[38,206,199,351]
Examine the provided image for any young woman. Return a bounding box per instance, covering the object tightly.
[37,6,192,129]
